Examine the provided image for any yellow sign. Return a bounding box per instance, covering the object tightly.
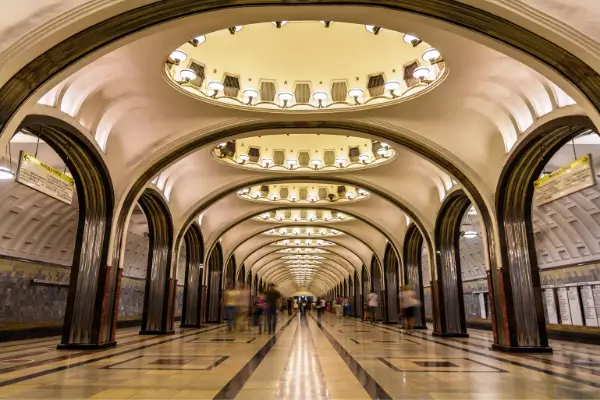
[15,151,75,205]
[534,154,596,206]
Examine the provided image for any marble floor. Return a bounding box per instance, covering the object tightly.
[1,313,600,399]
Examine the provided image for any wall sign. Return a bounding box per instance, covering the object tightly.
[580,285,598,327]
[567,285,584,326]
[534,154,596,206]
[15,151,75,205]
[543,287,558,324]
[557,287,572,325]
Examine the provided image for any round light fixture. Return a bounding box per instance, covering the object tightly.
[423,48,441,63]
[243,88,259,99]
[312,159,322,168]
[348,88,363,98]
[208,81,225,91]
[0,166,15,180]
[193,35,206,45]
[384,81,401,93]
[169,49,187,64]
[412,67,431,80]
[262,157,273,167]
[233,25,243,32]
[287,159,297,168]
[312,92,328,101]
[179,69,197,82]
[365,25,381,34]
[359,153,371,163]
[403,34,420,45]
[377,147,388,156]
[238,154,250,163]
[335,157,347,167]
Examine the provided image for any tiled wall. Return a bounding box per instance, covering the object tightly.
[0,258,156,326]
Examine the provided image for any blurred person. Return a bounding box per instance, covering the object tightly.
[400,285,420,333]
[335,296,343,319]
[264,283,279,334]
[223,283,237,332]
[367,290,379,322]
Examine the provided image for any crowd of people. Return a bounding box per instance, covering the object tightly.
[222,284,420,333]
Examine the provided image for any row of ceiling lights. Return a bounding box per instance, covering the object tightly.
[261,212,347,221]
[239,187,369,201]
[169,30,442,107]
[266,228,340,235]
[275,239,334,246]
[230,147,391,168]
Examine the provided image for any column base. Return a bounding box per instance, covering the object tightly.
[180,324,203,328]
[57,341,117,350]
[491,344,553,353]
[139,330,175,335]
[432,332,469,338]
[413,325,428,330]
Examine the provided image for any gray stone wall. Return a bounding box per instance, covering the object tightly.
[0,258,151,326]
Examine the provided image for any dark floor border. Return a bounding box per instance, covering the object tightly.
[353,318,600,390]
[212,315,297,400]
[0,324,223,388]
[312,315,393,400]
[0,317,181,343]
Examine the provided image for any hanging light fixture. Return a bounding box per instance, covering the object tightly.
[320,21,333,28]
[287,158,297,169]
[278,92,293,108]
[312,159,322,170]
[423,48,442,64]
[384,81,401,98]
[403,33,422,47]
[208,81,225,97]
[365,25,381,35]
[359,153,371,163]
[179,69,197,83]
[412,66,431,82]
[313,92,328,108]
[238,153,250,164]
[228,25,244,34]
[335,157,347,168]
[348,88,363,105]
[262,157,273,168]
[189,35,206,46]
[169,49,187,65]
[243,89,259,105]
[273,21,288,28]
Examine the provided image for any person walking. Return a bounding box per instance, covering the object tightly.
[400,285,420,333]
[293,298,299,314]
[367,290,379,322]
[315,297,322,319]
[253,290,267,333]
[335,296,343,319]
[264,284,279,334]
[223,283,237,332]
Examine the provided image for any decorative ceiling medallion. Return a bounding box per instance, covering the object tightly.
[277,248,329,254]
[273,239,335,246]
[214,135,394,172]
[238,183,369,203]
[253,209,352,223]
[264,227,341,236]
[165,21,446,112]
[282,255,325,260]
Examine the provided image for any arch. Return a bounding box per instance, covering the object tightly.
[433,189,470,337]
[137,188,174,334]
[237,263,246,287]
[403,224,428,329]
[384,242,401,324]
[494,115,597,351]
[205,203,402,274]
[224,255,236,289]
[17,115,115,349]
[181,222,203,327]
[205,242,223,323]
[370,255,384,321]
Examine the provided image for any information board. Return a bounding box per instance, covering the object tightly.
[580,285,598,327]
[534,154,596,206]
[567,285,583,326]
[543,288,558,324]
[15,151,74,205]
[557,287,572,325]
